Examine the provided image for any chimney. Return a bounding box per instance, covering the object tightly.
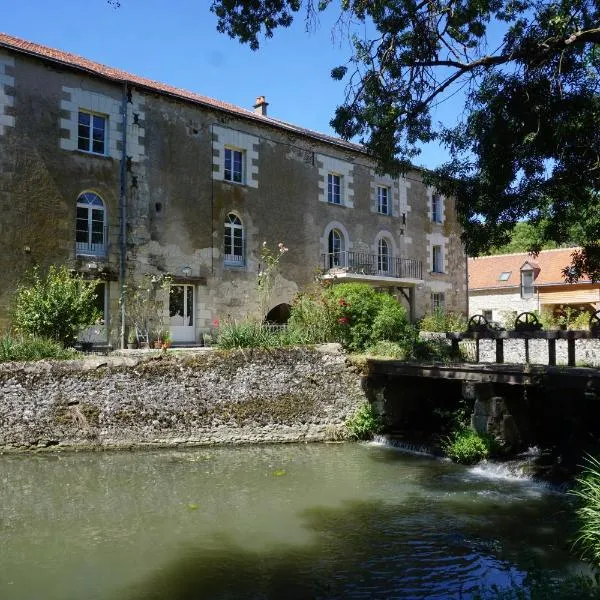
[253,95,269,116]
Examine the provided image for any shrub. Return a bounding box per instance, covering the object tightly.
[0,333,78,362]
[326,283,412,352]
[365,340,407,359]
[287,284,338,344]
[419,308,467,332]
[442,428,498,465]
[12,265,100,347]
[345,403,383,440]
[572,455,600,565]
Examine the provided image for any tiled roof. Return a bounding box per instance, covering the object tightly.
[0,32,365,154]
[468,247,587,290]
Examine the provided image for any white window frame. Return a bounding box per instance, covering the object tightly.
[224,213,244,266]
[432,292,446,311]
[431,193,443,223]
[76,191,107,257]
[328,228,346,267]
[327,173,342,205]
[77,110,107,155]
[432,245,444,273]
[378,238,391,273]
[377,185,390,215]
[224,147,245,184]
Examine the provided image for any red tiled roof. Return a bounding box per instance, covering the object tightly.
[0,32,365,154]
[468,247,586,290]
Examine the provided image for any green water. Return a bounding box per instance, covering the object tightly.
[0,443,586,599]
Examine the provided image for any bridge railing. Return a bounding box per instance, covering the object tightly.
[444,311,600,367]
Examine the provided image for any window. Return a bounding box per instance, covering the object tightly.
[431,193,443,223]
[328,228,345,267]
[432,245,443,273]
[377,186,390,215]
[521,269,534,298]
[499,271,511,281]
[224,148,244,183]
[76,192,106,256]
[432,292,445,310]
[483,310,493,322]
[78,111,107,155]
[328,173,342,205]
[378,238,390,273]
[224,213,244,265]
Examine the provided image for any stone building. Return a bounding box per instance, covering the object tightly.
[0,33,467,347]
[469,248,600,325]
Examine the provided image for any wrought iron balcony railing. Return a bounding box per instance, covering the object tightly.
[321,251,423,280]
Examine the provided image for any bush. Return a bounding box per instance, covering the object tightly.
[365,340,407,359]
[572,455,600,565]
[442,428,498,465]
[287,284,338,344]
[419,308,467,332]
[0,333,78,362]
[345,403,383,440]
[12,266,100,346]
[326,283,412,352]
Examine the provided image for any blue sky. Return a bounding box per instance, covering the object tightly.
[4,0,458,169]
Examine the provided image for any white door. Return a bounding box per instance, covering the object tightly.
[169,284,195,343]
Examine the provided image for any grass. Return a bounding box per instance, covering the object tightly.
[572,455,600,566]
[345,403,382,440]
[442,428,499,465]
[0,333,79,362]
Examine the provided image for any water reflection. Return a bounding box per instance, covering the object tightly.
[0,444,589,600]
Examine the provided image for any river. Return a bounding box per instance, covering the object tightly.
[0,442,589,599]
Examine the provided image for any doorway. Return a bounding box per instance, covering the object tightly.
[169,284,195,343]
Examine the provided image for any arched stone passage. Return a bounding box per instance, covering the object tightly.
[265,303,291,324]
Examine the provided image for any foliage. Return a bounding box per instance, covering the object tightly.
[216,321,283,349]
[257,241,288,319]
[124,274,171,344]
[345,402,382,440]
[326,283,411,352]
[211,0,600,278]
[364,340,406,360]
[443,428,498,465]
[287,283,339,344]
[572,455,600,566]
[419,309,467,333]
[0,333,79,362]
[12,265,100,346]
[486,221,560,256]
[538,307,591,331]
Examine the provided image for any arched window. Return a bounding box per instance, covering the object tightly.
[224,213,244,265]
[76,192,106,256]
[378,238,390,274]
[328,228,346,268]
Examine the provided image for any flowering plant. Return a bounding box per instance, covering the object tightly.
[256,241,289,318]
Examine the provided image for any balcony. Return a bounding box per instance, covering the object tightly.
[321,251,423,286]
[76,227,108,258]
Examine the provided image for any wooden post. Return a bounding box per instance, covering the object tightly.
[475,336,480,363]
[548,338,556,366]
[495,338,504,364]
[524,338,530,364]
[568,334,576,367]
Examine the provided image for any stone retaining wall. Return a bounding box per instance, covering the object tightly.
[0,346,366,451]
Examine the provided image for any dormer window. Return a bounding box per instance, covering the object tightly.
[520,266,535,298]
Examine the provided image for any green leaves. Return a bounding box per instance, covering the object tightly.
[12,266,100,347]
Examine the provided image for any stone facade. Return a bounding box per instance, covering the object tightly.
[0,34,467,346]
[0,347,366,451]
[469,289,539,325]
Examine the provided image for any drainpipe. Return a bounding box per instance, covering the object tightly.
[465,247,470,317]
[119,82,128,349]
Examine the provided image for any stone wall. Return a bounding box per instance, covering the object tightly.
[0,346,366,452]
